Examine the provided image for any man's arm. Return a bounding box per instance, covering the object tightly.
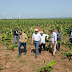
[40,38,41,45]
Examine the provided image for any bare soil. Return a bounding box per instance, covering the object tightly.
[0,41,72,72]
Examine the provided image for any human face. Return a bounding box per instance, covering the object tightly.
[35,31,38,34]
[40,33,43,36]
[50,31,53,34]
[58,29,61,32]
[20,31,22,35]
[16,28,18,31]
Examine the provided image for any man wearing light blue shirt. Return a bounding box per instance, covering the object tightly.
[40,31,49,54]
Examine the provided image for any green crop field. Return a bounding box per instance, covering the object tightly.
[0,19,72,72]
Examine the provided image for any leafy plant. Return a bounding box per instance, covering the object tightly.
[63,52,72,61]
[38,60,56,72]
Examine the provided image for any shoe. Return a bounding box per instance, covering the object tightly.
[35,56,37,58]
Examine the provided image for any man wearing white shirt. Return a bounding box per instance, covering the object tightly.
[32,29,41,58]
[40,31,49,54]
[50,30,57,56]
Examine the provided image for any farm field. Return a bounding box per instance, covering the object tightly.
[0,19,72,72]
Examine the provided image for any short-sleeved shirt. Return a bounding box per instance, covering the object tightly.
[32,32,41,41]
[50,32,57,44]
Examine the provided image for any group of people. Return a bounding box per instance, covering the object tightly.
[13,27,72,58]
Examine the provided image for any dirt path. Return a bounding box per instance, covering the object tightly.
[0,43,72,72]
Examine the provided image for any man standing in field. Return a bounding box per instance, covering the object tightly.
[18,30,28,55]
[32,29,41,58]
[14,28,19,44]
[40,31,49,54]
[69,28,72,43]
[56,28,62,51]
[50,30,57,56]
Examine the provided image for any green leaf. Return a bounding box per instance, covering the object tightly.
[44,60,46,64]
[47,60,56,67]
[3,33,7,39]
[46,66,49,71]
[48,67,53,72]
[63,52,72,56]
[38,66,45,72]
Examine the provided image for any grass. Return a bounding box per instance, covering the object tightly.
[5,54,9,57]
[0,68,4,71]
[19,59,26,63]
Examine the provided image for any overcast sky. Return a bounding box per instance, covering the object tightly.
[0,0,72,19]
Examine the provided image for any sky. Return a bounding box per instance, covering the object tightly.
[0,0,72,19]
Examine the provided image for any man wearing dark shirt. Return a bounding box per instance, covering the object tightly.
[14,28,19,44]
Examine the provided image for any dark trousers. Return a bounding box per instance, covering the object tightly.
[18,42,26,55]
[57,43,60,50]
[40,43,45,53]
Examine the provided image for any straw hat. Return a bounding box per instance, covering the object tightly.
[34,29,39,31]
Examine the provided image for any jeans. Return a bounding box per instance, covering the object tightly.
[34,41,40,56]
[14,36,19,44]
[40,43,45,53]
[18,42,26,55]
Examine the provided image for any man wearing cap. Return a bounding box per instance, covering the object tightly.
[69,28,72,43]
[56,28,62,51]
[50,30,57,56]
[32,29,41,58]
[40,31,49,54]
[18,29,28,55]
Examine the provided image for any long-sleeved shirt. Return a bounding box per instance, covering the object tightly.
[50,32,57,44]
[19,33,28,43]
[56,31,62,41]
[32,32,41,41]
[40,34,49,44]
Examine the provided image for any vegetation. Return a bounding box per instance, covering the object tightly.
[38,60,56,72]
[0,19,72,71]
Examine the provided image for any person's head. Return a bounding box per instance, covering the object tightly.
[40,31,43,36]
[37,27,40,31]
[19,29,23,35]
[15,28,18,31]
[58,28,61,32]
[49,30,53,34]
[35,29,39,34]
